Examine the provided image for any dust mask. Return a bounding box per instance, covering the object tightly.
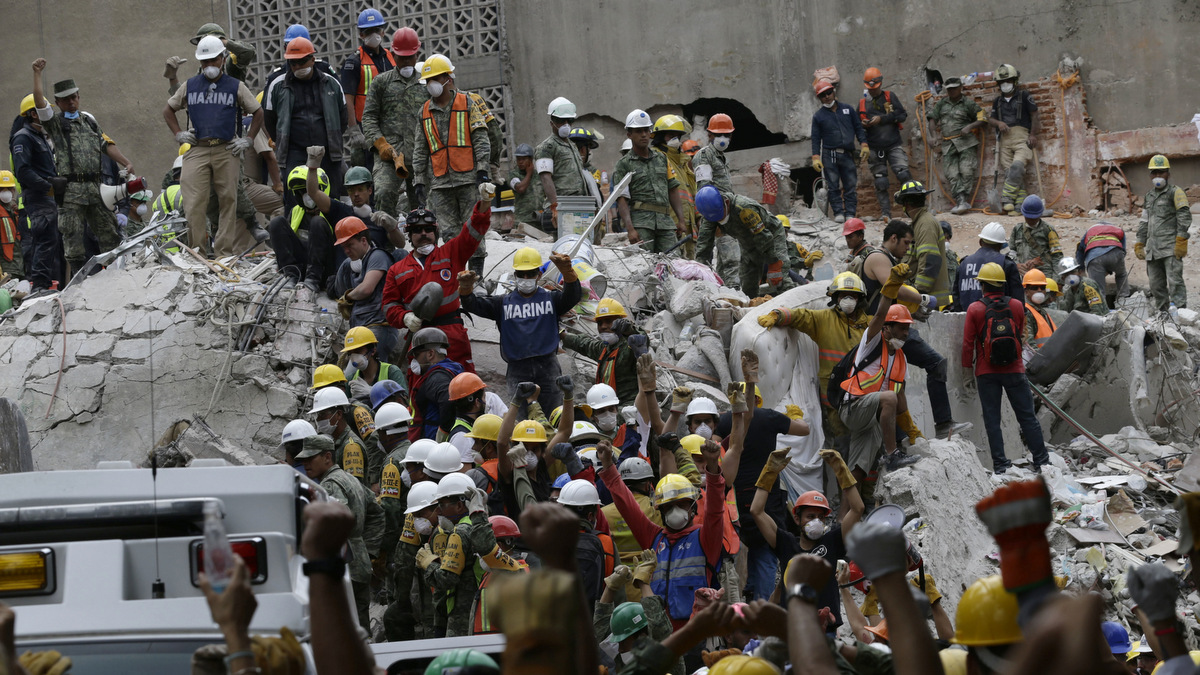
[63,111,80,120]
[804,519,826,540]
[364,34,383,49]
[1152,177,1167,189]
[135,204,148,216]
[348,354,369,370]
[302,195,316,209]
[401,471,413,487]
[416,243,435,256]
[293,67,313,79]
[664,506,689,531]
[438,515,454,531]
[666,137,682,149]
[1000,82,1014,94]
[353,204,372,218]
[1065,274,1080,287]
[694,423,713,440]
[888,337,906,350]
[315,418,335,435]
[1031,291,1046,304]
[400,66,415,78]
[596,411,618,432]
[822,100,836,109]
[414,517,433,535]
[409,359,422,375]
[712,135,731,151]
[839,297,858,315]
[0,191,13,204]
[516,279,537,295]
[557,123,571,139]
[349,258,363,273]
[599,332,619,346]
[203,66,222,80]
[426,80,444,97]
[524,451,539,471]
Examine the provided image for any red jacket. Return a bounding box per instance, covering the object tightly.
[962,291,1026,376]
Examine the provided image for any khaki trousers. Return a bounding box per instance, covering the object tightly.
[181,143,239,255]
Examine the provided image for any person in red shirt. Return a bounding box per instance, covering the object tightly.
[381,193,491,372]
[961,261,1050,474]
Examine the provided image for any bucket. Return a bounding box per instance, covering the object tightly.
[556,195,599,240]
[542,259,607,315]
[552,235,598,267]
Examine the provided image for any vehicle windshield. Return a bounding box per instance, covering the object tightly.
[20,638,216,674]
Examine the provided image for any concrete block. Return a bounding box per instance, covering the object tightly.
[266,386,298,418]
[122,310,174,336]
[112,338,151,361]
[232,354,270,380]
[76,334,118,361]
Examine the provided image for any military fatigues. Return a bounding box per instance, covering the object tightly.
[535,134,589,201]
[1010,218,1064,284]
[717,194,794,297]
[927,95,983,205]
[425,511,498,637]
[1061,276,1107,316]
[662,146,698,259]
[945,248,961,302]
[318,465,385,629]
[593,596,683,675]
[692,144,741,281]
[377,445,409,568]
[361,67,429,217]
[614,148,680,253]
[508,167,545,227]
[1138,182,1192,310]
[468,92,504,177]
[40,112,121,270]
[333,425,376,489]
[384,512,436,641]
[902,207,952,307]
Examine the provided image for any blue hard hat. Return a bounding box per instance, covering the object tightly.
[695,185,727,223]
[1020,194,1045,218]
[357,8,385,29]
[284,24,310,43]
[1100,621,1132,655]
[370,379,408,410]
[552,473,571,490]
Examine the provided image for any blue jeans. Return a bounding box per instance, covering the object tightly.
[902,327,952,426]
[976,372,1050,470]
[822,151,859,217]
[744,543,779,601]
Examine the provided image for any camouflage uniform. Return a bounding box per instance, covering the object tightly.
[927,95,983,203]
[1060,275,1107,316]
[361,67,428,217]
[534,134,589,199]
[593,596,683,675]
[425,510,497,637]
[318,464,385,629]
[508,167,545,227]
[717,193,795,297]
[1011,218,1064,284]
[384,511,436,641]
[41,112,121,269]
[662,145,697,259]
[467,92,504,176]
[377,449,409,566]
[613,148,680,253]
[333,424,375,489]
[1138,182,1192,310]
[691,143,740,279]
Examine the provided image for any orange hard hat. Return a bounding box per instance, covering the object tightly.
[1022,269,1048,287]
[707,113,735,134]
[792,490,831,516]
[864,619,890,643]
[448,371,486,401]
[863,67,883,85]
[885,304,914,324]
[814,79,834,96]
[284,37,315,59]
[681,139,701,156]
[841,217,866,236]
[391,27,420,56]
[334,216,368,245]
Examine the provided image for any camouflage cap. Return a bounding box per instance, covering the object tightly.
[944,77,963,89]
[53,80,79,98]
[294,434,335,460]
[191,23,228,44]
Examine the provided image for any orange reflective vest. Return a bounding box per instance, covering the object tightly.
[421,93,474,177]
[597,344,619,390]
[859,91,903,130]
[0,207,17,262]
[352,46,396,122]
[841,340,907,398]
[1027,305,1056,343]
[470,547,530,635]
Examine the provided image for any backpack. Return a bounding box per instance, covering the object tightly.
[826,338,883,410]
[979,296,1020,366]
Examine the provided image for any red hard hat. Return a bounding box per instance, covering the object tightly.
[813,78,834,96]
[334,216,368,245]
[792,490,831,516]
[847,561,872,593]
[489,515,520,538]
[707,113,735,134]
[284,37,315,60]
[841,217,866,236]
[391,27,420,56]
[448,371,486,401]
[885,305,914,324]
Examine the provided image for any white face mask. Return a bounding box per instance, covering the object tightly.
[599,332,619,346]
[524,451,539,471]
[516,279,537,295]
[413,516,433,535]
[557,123,572,138]
[293,67,313,79]
[822,100,836,109]
[803,519,827,540]
[1031,291,1047,304]
[1152,177,1167,189]
[0,191,14,204]
[438,515,455,531]
[1065,274,1080,287]
[1000,82,1014,94]
[348,353,369,370]
[302,195,316,209]
[203,66,222,80]
[409,359,422,375]
[596,411,618,432]
[415,243,435,256]
[839,297,858,315]
[401,471,413,487]
[888,337,906,350]
[399,66,415,78]
[364,34,383,49]
[666,137,682,149]
[693,423,713,440]
[349,258,363,273]
[315,417,335,435]
[712,135,731,151]
[135,204,148,216]
[353,204,372,218]
[426,80,444,97]
[664,506,690,531]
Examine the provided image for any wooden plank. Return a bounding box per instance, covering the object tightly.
[0,398,33,474]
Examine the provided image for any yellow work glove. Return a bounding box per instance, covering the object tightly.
[1134,242,1146,260]
[19,651,72,675]
[726,381,748,413]
[859,145,870,162]
[632,550,657,586]
[1176,237,1188,260]
[337,292,353,320]
[976,110,987,122]
[757,309,782,328]
[605,565,633,590]
[550,251,578,282]
[392,150,409,179]
[636,353,657,392]
[881,262,911,299]
[896,410,924,445]
[804,249,825,267]
[755,449,792,491]
[670,386,693,413]
[820,448,857,489]
[458,269,478,297]
[415,544,438,570]
[784,404,804,420]
[373,137,395,162]
[811,154,823,173]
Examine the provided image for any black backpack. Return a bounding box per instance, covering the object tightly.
[826,338,884,410]
[980,295,1020,366]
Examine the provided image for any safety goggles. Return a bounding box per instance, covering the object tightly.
[817,90,835,99]
[406,224,438,234]
[865,77,882,87]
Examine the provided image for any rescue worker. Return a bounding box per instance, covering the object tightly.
[383,480,437,641]
[445,372,489,442]
[569,127,603,190]
[266,160,343,290]
[1010,194,1063,284]
[1021,269,1057,349]
[459,248,580,413]
[123,189,153,231]
[614,109,687,252]
[279,418,317,471]
[536,97,592,226]
[164,36,262,257]
[954,222,1024,311]
[810,78,867,224]
[361,26,425,217]
[693,185,793,297]
[1136,154,1192,311]
[989,64,1042,214]
[962,262,1050,473]
[941,220,961,291]
[340,325,404,397]
[926,76,986,214]
[858,67,911,221]
[557,478,619,610]
[382,194,493,372]
[1044,278,1061,307]
[1057,257,1107,316]
[561,297,643,406]
[0,172,24,280]
[652,115,697,258]
[31,59,135,277]
[895,180,951,308]
[410,53,492,277]
[681,140,700,158]
[340,7,393,169]
[469,514,531,636]
[508,143,544,231]
[950,576,1024,675]
[334,217,403,362]
[309,386,381,490]
[407,327,464,441]
[338,164,406,252]
[188,23,257,82]
[418,472,498,637]
[11,92,64,290]
[375,401,412,589]
[464,413,504,494]
[1076,221,1129,303]
[295,433,384,628]
[371,379,409,412]
[690,115,742,280]
[601,457,662,595]
[311,362,378,443]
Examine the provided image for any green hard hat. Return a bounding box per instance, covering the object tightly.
[424,649,499,675]
[344,165,373,187]
[192,23,227,44]
[610,601,649,642]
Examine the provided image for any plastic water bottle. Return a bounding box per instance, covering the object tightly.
[1169,303,1179,321]
[203,501,234,592]
[315,308,333,339]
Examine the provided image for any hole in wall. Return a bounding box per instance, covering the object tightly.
[680,98,787,153]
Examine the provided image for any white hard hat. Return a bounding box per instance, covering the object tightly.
[571,421,602,442]
[619,457,655,481]
[405,481,438,513]
[280,419,317,444]
[309,386,350,414]
[375,402,413,431]
[578,447,599,465]
[173,154,184,170]
[195,35,226,61]
[1059,256,1081,274]
[979,222,1007,245]
[685,397,719,418]
[586,383,619,412]
[425,442,465,474]
[434,471,476,501]
[625,109,653,129]
[403,438,438,466]
[620,139,632,152]
[557,479,602,506]
[547,96,577,119]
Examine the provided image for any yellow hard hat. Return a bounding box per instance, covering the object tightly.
[977,262,1006,285]
[178,143,192,157]
[311,363,347,389]
[465,413,503,442]
[652,114,687,134]
[708,655,781,675]
[548,405,563,427]
[680,434,705,456]
[19,94,35,116]
[952,575,1022,647]
[420,54,455,82]
[754,384,763,408]
[827,271,866,297]
[777,214,791,229]
[341,326,378,353]
[596,297,628,320]
[256,91,264,105]
[513,247,543,271]
[654,473,699,508]
[1045,278,1060,294]
[0,171,16,189]
[1148,154,1170,171]
[512,419,548,443]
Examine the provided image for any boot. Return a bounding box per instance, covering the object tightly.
[883,449,921,471]
[935,420,973,440]
[950,196,971,215]
[834,214,845,224]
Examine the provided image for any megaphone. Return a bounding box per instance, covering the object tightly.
[101,176,146,211]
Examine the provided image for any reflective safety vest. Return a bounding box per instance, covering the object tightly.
[470,546,530,635]
[350,361,396,385]
[421,93,474,178]
[0,207,18,262]
[352,46,395,122]
[840,340,907,398]
[597,343,620,390]
[445,514,485,615]
[153,184,182,215]
[1027,305,1056,346]
[289,205,334,234]
[1082,223,1125,252]
[858,91,903,129]
[652,527,719,621]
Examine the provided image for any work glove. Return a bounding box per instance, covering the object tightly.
[632,549,656,586]
[1127,562,1180,623]
[804,249,825,268]
[347,124,368,151]
[347,377,372,404]
[757,308,782,328]
[811,154,823,173]
[765,260,784,287]
[305,145,325,170]
[1176,236,1188,260]
[414,544,438,570]
[555,374,574,400]
[975,478,1053,592]
[755,448,791,491]
[784,404,804,420]
[610,318,635,337]
[795,243,811,260]
[636,352,657,392]
[467,487,488,514]
[337,292,353,320]
[819,448,856,489]
[896,409,924,445]
[116,213,127,228]
[175,130,197,146]
[402,313,422,333]
[476,170,491,186]
[412,183,427,208]
[1176,492,1200,554]
[741,349,759,383]
[920,294,938,313]
[373,136,395,162]
[514,381,539,403]
[727,381,748,413]
[507,443,529,469]
[371,210,399,232]
[656,432,681,454]
[669,387,693,413]
[880,262,911,300]
[163,55,187,79]
[458,270,478,297]
[1134,242,1146,260]
[227,136,252,158]
[626,333,650,358]
[392,151,409,179]
[478,181,496,202]
[19,650,72,675]
[550,442,584,476]
[49,176,69,197]
[858,145,870,162]
[605,565,633,590]
[549,252,577,282]
[845,521,908,581]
